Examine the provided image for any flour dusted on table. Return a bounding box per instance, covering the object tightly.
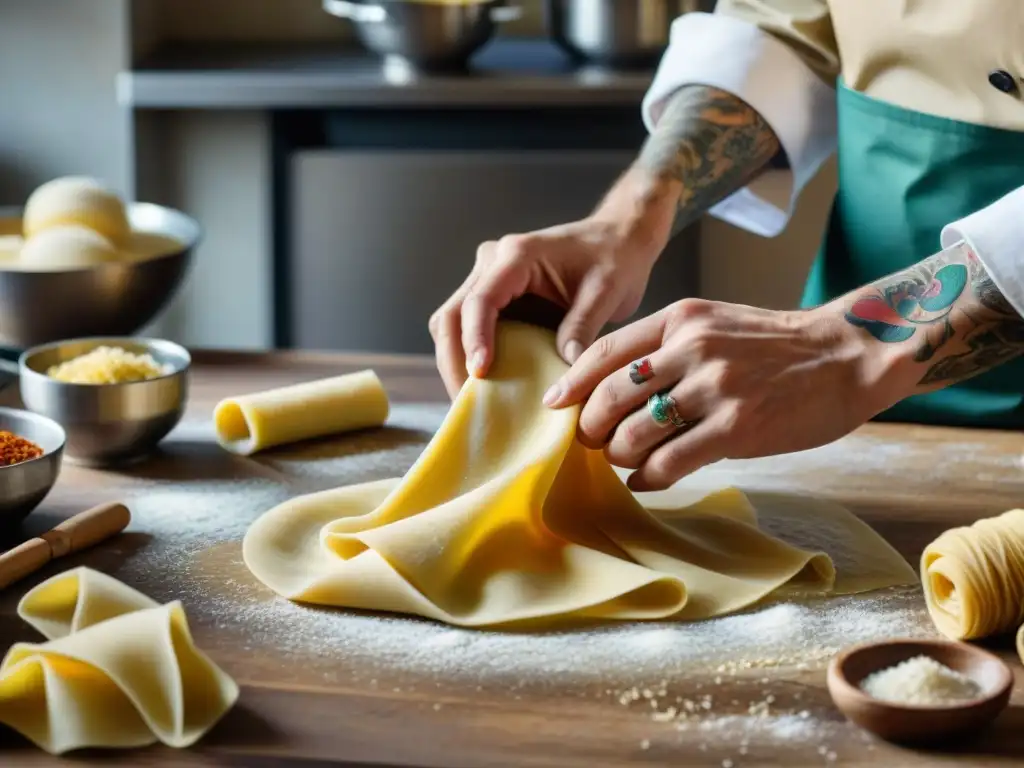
[104,401,928,674]
[78,401,935,765]
[186,573,933,687]
[179,565,925,765]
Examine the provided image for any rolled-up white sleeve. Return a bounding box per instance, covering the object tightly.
[941,185,1024,318]
[641,12,838,237]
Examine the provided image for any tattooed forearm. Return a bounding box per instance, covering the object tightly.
[917,269,1024,385]
[636,85,781,230]
[843,241,1024,387]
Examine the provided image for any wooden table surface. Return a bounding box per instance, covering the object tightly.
[0,349,1022,767]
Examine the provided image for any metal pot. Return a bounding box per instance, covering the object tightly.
[323,0,522,72]
[546,0,712,68]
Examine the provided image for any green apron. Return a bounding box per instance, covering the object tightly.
[800,82,1024,428]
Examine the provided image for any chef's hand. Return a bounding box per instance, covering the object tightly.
[429,215,668,399]
[542,297,909,491]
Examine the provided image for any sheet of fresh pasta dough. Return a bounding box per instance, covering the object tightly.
[244,321,915,628]
[0,567,238,754]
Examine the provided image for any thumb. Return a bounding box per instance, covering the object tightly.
[556,272,616,364]
[460,253,529,378]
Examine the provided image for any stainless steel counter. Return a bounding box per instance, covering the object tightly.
[119,39,655,110]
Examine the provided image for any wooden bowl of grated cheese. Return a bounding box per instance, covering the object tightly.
[827,638,1012,746]
[17,337,190,467]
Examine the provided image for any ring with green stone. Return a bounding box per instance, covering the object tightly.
[647,391,696,430]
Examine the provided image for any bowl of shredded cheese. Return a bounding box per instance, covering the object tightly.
[827,638,1012,745]
[18,337,190,467]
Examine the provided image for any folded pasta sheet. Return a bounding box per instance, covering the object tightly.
[244,322,915,628]
[0,567,239,754]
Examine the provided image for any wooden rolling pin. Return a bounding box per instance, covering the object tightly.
[0,502,131,591]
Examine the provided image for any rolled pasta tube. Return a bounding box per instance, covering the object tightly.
[921,509,1024,642]
[213,370,389,456]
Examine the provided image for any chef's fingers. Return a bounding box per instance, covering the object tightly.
[430,263,482,399]
[460,236,532,378]
[576,344,683,451]
[430,304,469,399]
[545,311,665,409]
[555,268,618,365]
[433,321,464,398]
[603,371,706,468]
[625,407,732,492]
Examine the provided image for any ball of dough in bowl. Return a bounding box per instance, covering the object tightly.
[19,225,119,271]
[0,235,23,262]
[23,177,130,244]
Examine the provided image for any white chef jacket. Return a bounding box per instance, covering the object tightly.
[641,3,1024,315]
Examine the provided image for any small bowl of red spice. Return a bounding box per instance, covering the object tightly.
[0,406,64,529]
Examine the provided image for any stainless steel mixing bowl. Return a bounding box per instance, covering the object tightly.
[18,337,190,467]
[0,406,65,528]
[323,0,521,71]
[546,0,713,67]
[0,203,200,349]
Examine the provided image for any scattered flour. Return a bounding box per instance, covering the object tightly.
[179,578,933,690]
[69,401,944,761]
[94,402,935,693]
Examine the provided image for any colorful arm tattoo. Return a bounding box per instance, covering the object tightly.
[636,85,781,231]
[844,241,1024,386]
